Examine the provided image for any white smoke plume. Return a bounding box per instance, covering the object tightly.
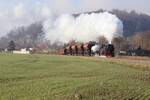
[44,12,123,44]
[1,2,123,44]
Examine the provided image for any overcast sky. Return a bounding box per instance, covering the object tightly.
[0,0,150,37]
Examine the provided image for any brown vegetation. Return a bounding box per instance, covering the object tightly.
[132,32,150,50]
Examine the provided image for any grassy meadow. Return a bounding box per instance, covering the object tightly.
[0,54,150,100]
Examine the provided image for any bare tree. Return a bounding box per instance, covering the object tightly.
[98,36,108,45]
[132,32,150,50]
[8,40,15,51]
[112,37,130,52]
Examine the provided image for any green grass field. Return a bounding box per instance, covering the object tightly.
[0,54,150,100]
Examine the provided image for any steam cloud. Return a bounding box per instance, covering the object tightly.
[44,12,123,44]
[1,2,123,44]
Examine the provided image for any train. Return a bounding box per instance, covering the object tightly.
[61,41,115,57]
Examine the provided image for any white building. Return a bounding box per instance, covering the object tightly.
[13,48,30,54]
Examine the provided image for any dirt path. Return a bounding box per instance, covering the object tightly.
[109,56,150,69]
[79,56,150,70]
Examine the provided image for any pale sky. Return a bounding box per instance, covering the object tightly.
[0,0,149,36]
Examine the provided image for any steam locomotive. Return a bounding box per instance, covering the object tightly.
[62,41,115,57]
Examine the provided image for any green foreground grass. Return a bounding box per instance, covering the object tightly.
[0,54,150,100]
